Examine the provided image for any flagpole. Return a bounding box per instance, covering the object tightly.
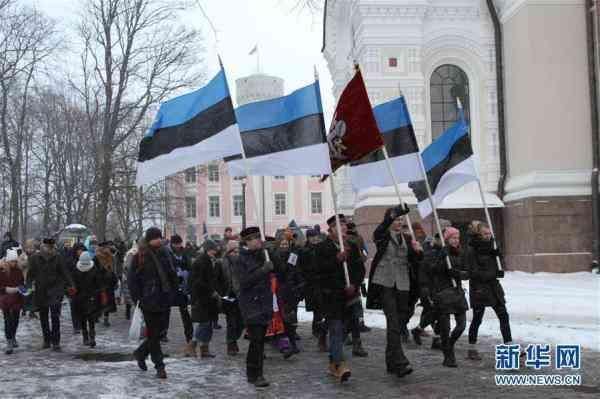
[220,56,270,262]
[381,147,415,243]
[315,65,350,287]
[456,97,503,271]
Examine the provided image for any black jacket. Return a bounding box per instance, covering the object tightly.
[274,246,305,323]
[127,245,178,313]
[366,215,422,310]
[27,250,74,308]
[465,238,505,308]
[298,242,320,311]
[72,265,105,318]
[189,253,220,323]
[236,247,273,326]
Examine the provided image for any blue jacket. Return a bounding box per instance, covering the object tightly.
[236,247,273,326]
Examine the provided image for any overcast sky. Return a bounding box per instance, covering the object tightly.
[32,0,335,119]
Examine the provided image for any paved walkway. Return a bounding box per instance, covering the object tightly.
[1,303,599,398]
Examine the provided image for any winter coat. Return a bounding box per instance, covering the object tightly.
[189,253,220,323]
[236,247,273,326]
[297,243,320,312]
[315,237,366,320]
[27,250,74,308]
[72,265,105,318]
[0,267,25,311]
[219,254,240,298]
[96,251,118,314]
[273,246,305,324]
[127,245,178,313]
[420,245,469,315]
[168,246,191,307]
[465,238,505,308]
[367,215,422,310]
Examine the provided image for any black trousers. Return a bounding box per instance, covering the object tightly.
[39,303,62,345]
[3,309,20,340]
[246,324,267,382]
[469,304,512,344]
[381,287,410,371]
[81,317,96,340]
[438,312,466,351]
[225,305,244,344]
[136,309,169,370]
[69,300,81,331]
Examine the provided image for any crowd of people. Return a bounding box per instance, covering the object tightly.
[0,205,516,389]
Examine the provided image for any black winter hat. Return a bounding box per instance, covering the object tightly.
[326,214,346,226]
[42,237,56,245]
[145,227,163,242]
[240,227,261,241]
[203,240,219,252]
[170,234,183,245]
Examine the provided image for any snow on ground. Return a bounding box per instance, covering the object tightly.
[299,271,600,351]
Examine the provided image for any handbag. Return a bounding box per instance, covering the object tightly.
[128,302,145,342]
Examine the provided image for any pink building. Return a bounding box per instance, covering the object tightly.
[166,72,334,243]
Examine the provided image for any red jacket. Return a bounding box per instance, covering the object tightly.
[0,267,24,311]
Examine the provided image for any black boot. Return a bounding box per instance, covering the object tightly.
[443,347,457,367]
[82,331,90,346]
[103,315,110,327]
[352,340,368,357]
[89,330,96,348]
[253,376,270,388]
[42,339,51,349]
[133,349,147,371]
[431,336,442,350]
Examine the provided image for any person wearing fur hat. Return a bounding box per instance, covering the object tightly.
[236,227,274,388]
[315,214,366,383]
[188,239,221,359]
[128,227,178,379]
[366,204,422,378]
[465,222,514,361]
[219,240,243,356]
[0,249,25,354]
[96,242,119,327]
[26,237,76,351]
[421,227,469,367]
[72,251,105,347]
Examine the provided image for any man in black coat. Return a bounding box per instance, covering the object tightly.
[27,238,76,351]
[189,240,221,358]
[366,204,421,378]
[236,227,273,388]
[465,223,513,360]
[315,214,365,383]
[128,227,178,379]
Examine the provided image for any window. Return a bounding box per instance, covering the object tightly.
[388,57,398,68]
[209,196,220,218]
[233,176,245,181]
[311,175,321,179]
[430,64,470,140]
[185,197,196,218]
[311,192,323,214]
[274,176,285,180]
[184,167,196,183]
[274,193,286,216]
[208,164,220,183]
[233,195,244,217]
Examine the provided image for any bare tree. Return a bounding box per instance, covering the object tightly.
[72,0,204,240]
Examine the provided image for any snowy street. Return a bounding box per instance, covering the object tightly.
[1,271,599,398]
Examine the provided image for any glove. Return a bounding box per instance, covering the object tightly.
[262,261,274,273]
[496,270,505,278]
[5,287,18,294]
[343,285,356,299]
[393,203,410,218]
[490,247,502,257]
[336,251,347,263]
[67,287,77,297]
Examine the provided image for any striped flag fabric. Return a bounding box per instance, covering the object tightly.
[136,68,241,186]
[226,81,332,177]
[350,95,422,191]
[408,110,479,218]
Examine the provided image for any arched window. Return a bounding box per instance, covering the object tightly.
[430,65,470,140]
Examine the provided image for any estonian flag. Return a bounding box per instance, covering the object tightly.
[350,95,421,191]
[226,81,331,177]
[409,110,479,218]
[136,68,242,186]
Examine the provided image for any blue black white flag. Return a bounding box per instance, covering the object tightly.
[350,96,421,191]
[226,81,331,177]
[136,68,241,186]
[408,111,479,218]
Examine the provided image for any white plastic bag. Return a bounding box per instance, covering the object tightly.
[128,303,144,341]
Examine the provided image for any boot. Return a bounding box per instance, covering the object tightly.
[443,347,457,368]
[352,340,368,357]
[396,364,414,378]
[133,349,148,371]
[184,341,195,357]
[156,368,167,379]
[89,331,96,348]
[103,316,110,327]
[318,334,328,352]
[52,344,61,352]
[431,336,442,350]
[82,331,90,346]
[227,342,238,356]
[328,361,337,376]
[200,344,215,358]
[11,338,18,348]
[411,327,423,346]
[5,340,14,355]
[335,362,352,383]
[359,321,371,333]
[42,340,51,349]
[467,348,482,361]
[253,376,269,388]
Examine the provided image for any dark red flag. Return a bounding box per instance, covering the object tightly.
[326,69,383,173]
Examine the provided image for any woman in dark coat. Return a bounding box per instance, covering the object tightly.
[421,227,469,368]
[189,240,221,358]
[219,240,243,356]
[72,251,105,348]
[465,222,512,360]
[298,230,325,348]
[96,244,118,327]
[0,250,25,354]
